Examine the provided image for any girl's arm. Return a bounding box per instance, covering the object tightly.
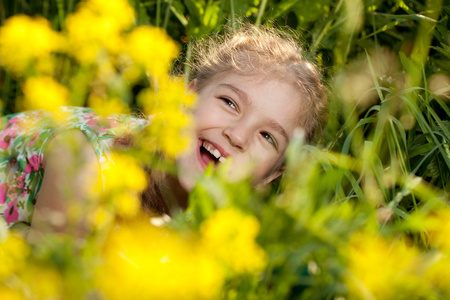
[28,130,101,242]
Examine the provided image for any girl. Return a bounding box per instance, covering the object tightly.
[0,25,327,237]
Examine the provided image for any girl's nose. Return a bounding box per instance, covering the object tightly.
[223,124,251,151]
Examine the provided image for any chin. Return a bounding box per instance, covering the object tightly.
[177,174,195,192]
[175,154,199,193]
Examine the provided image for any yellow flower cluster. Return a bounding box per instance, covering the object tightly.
[65,0,180,81]
[0,15,65,75]
[93,153,148,223]
[65,0,135,63]
[0,227,64,299]
[419,208,450,297]
[139,78,196,158]
[96,217,224,300]
[126,26,180,80]
[200,208,267,274]
[21,76,69,113]
[0,234,29,281]
[87,94,130,117]
[423,208,450,253]
[95,208,267,299]
[0,0,193,158]
[345,230,427,299]
[64,0,191,156]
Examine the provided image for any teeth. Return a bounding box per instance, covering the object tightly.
[203,141,227,163]
[212,149,220,158]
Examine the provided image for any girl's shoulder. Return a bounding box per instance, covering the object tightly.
[0,106,149,155]
[60,106,149,137]
[0,107,149,229]
[59,106,149,160]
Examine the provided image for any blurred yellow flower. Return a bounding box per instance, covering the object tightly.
[125,26,180,79]
[21,76,69,113]
[422,208,450,254]
[88,205,114,231]
[139,78,195,158]
[102,152,147,192]
[111,192,141,219]
[345,230,427,299]
[99,152,147,219]
[0,286,24,300]
[65,0,135,63]
[0,233,29,280]
[86,0,135,30]
[423,253,450,298]
[20,265,63,299]
[0,14,65,75]
[149,111,192,158]
[200,208,267,274]
[88,94,130,117]
[96,217,224,299]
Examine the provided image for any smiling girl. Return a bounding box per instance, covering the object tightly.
[0,25,327,236]
[177,25,327,191]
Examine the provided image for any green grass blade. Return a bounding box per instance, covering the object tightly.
[162,0,172,30]
[255,0,268,26]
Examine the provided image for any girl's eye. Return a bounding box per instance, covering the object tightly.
[261,132,277,148]
[220,97,237,110]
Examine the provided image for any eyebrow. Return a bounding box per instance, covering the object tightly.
[267,119,290,145]
[219,83,290,146]
[219,83,250,104]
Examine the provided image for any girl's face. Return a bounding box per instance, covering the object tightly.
[176,72,303,191]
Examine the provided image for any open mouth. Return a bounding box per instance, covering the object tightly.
[199,140,227,168]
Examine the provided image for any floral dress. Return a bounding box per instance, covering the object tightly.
[0,107,148,231]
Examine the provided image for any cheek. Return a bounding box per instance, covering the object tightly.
[193,104,229,130]
[235,149,281,179]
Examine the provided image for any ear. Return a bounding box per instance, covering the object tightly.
[187,79,197,91]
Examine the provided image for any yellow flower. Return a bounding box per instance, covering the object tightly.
[98,152,147,219]
[21,76,69,113]
[125,26,179,79]
[111,192,141,219]
[87,0,135,29]
[0,14,64,75]
[88,205,114,231]
[138,78,195,158]
[0,233,30,280]
[65,0,135,64]
[20,265,63,299]
[0,286,24,300]
[96,217,224,299]
[200,208,267,274]
[345,230,426,299]
[88,94,130,117]
[422,208,450,254]
[102,152,147,192]
[423,253,450,298]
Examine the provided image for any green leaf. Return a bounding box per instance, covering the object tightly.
[170,0,188,26]
[270,0,303,19]
[374,13,438,22]
[292,0,331,27]
[183,0,204,23]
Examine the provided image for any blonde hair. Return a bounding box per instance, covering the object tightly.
[190,25,328,143]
